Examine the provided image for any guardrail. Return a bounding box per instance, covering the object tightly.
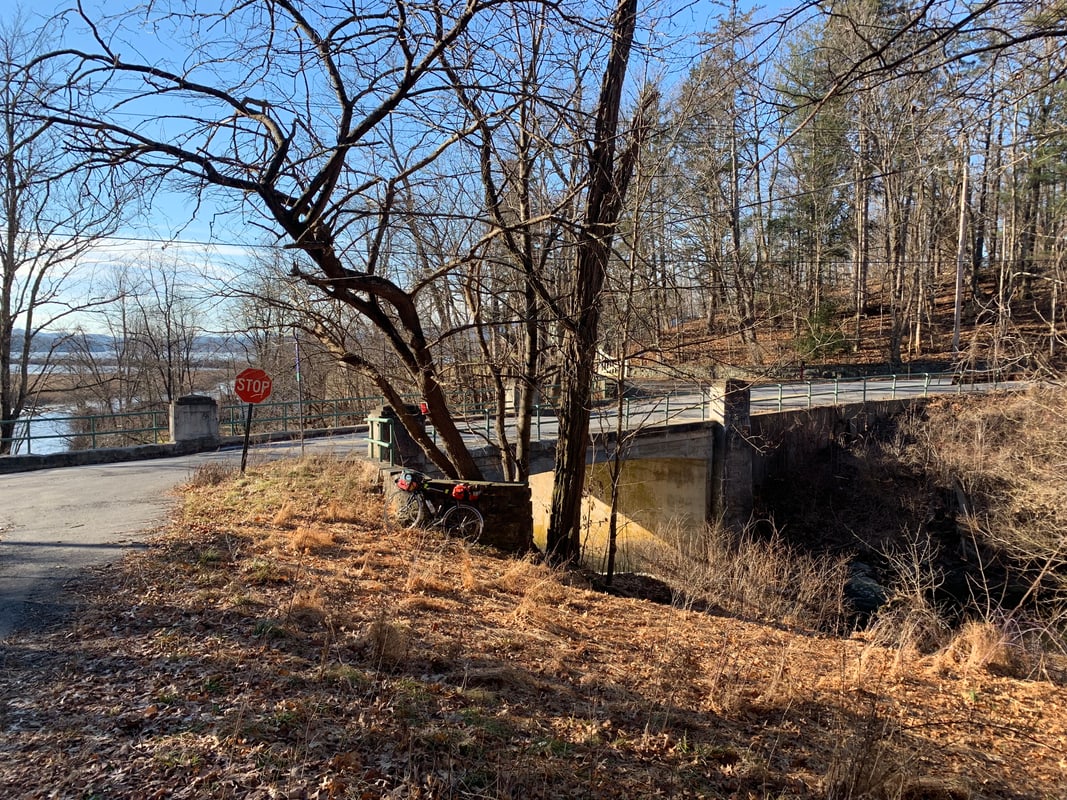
[218,395,384,437]
[2,394,391,456]
[1,371,1015,456]
[755,371,1010,413]
[1,407,171,455]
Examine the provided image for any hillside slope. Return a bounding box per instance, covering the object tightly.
[1,456,1064,798]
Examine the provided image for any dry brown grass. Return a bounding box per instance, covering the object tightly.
[289,524,335,552]
[287,587,329,629]
[322,498,356,523]
[631,521,852,632]
[360,609,411,667]
[942,620,1019,675]
[185,460,236,488]
[272,501,299,527]
[2,454,1065,799]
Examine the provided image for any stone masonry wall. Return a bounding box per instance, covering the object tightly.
[382,468,533,554]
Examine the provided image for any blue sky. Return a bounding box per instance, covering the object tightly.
[4,0,797,333]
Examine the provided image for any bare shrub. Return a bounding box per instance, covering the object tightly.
[903,387,1067,602]
[186,461,235,488]
[702,632,752,714]
[823,709,905,800]
[868,600,951,662]
[887,389,1067,669]
[632,521,851,632]
[867,530,952,659]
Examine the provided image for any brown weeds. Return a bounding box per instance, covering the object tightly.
[289,524,335,552]
[272,501,298,528]
[5,454,1065,798]
[632,521,851,632]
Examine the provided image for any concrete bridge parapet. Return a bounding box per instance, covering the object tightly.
[707,380,754,530]
[170,395,220,447]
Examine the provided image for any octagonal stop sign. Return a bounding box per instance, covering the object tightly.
[234,367,273,404]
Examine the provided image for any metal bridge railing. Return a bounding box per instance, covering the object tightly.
[1,371,1015,456]
[1,407,170,455]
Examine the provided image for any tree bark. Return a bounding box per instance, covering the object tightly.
[545,0,640,564]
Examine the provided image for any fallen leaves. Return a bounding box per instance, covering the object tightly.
[1,455,1065,798]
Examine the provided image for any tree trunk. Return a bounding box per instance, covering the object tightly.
[545,0,639,564]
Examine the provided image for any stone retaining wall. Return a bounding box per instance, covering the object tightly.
[382,468,533,554]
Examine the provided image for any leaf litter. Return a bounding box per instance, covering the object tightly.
[0,455,1064,799]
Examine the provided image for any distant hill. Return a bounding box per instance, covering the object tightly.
[12,329,240,362]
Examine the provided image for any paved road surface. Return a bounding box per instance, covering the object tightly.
[0,438,363,640]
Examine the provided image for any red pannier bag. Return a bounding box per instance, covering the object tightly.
[395,471,420,492]
[451,483,479,501]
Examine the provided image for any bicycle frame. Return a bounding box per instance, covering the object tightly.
[387,470,484,539]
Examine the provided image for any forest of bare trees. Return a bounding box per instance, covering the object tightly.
[2,0,1065,557]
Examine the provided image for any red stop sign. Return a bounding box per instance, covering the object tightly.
[234,367,273,404]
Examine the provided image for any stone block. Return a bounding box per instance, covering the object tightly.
[170,395,219,445]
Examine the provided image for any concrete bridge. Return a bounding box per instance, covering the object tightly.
[2,373,1015,564]
[529,381,937,563]
[374,376,1019,564]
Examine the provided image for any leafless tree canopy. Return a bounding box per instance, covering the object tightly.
[0,14,129,454]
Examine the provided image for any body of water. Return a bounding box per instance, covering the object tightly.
[5,410,72,456]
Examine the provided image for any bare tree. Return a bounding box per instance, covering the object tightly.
[0,16,126,454]
[39,0,506,478]
[36,1,653,563]
[545,0,653,562]
[227,251,383,426]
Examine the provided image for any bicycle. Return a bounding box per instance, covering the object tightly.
[385,469,484,539]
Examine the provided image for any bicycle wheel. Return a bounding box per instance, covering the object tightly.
[386,489,426,530]
[440,504,483,540]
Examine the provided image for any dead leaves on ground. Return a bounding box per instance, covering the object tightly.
[1,456,1066,799]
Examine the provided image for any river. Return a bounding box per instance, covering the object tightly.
[4,410,72,456]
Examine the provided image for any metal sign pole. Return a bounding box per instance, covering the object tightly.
[294,330,305,457]
[240,403,254,473]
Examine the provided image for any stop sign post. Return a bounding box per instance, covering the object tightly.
[234,368,273,472]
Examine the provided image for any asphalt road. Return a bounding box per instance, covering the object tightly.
[0,437,364,640]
